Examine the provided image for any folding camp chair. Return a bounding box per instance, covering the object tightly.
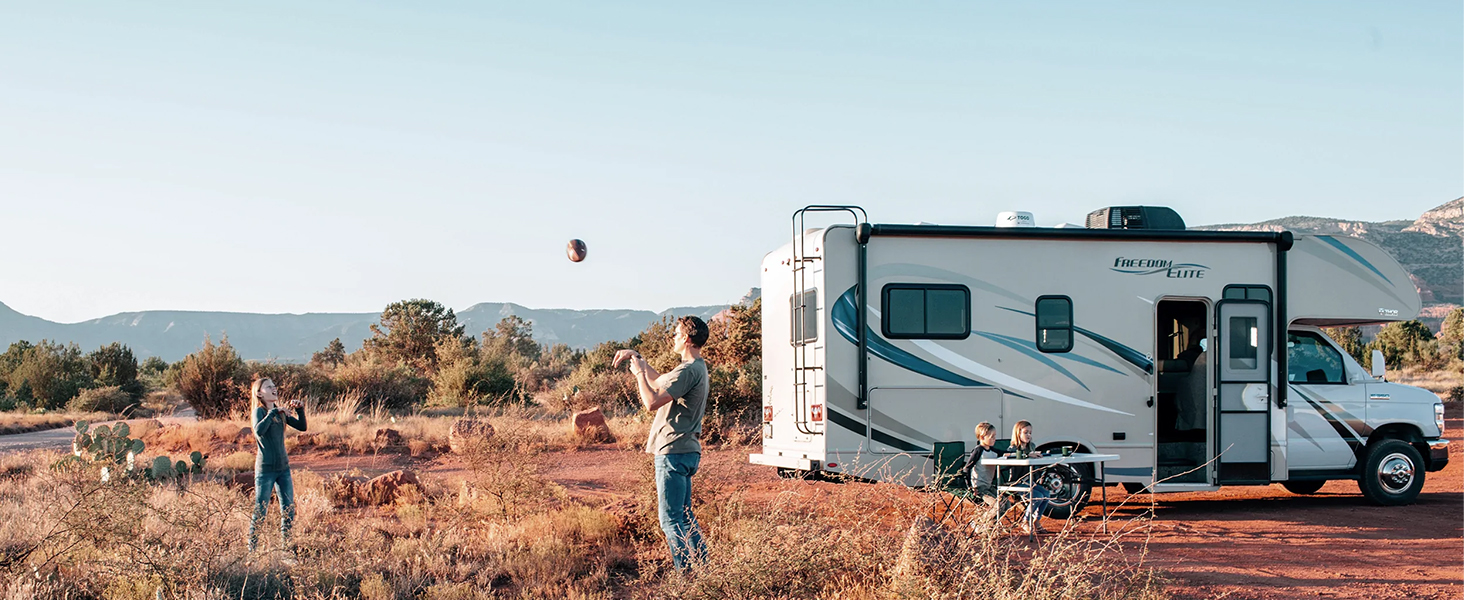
[929,441,972,524]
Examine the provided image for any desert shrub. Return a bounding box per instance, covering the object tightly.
[703,359,762,445]
[87,342,145,400]
[64,385,135,414]
[331,352,429,410]
[428,337,516,407]
[513,343,583,396]
[2,340,93,410]
[550,368,636,412]
[177,336,248,419]
[1450,385,1464,403]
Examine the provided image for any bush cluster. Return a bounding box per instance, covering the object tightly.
[0,340,148,412]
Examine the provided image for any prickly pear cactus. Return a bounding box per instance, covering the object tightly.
[150,456,175,480]
[189,451,205,474]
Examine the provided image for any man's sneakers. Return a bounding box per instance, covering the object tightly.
[1022,519,1049,536]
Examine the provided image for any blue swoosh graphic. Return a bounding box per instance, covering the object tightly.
[971,331,1090,391]
[1316,235,1391,284]
[974,330,1125,376]
[831,289,989,388]
[998,307,1154,374]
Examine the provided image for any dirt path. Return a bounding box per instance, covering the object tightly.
[0,409,197,453]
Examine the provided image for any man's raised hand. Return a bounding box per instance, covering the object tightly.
[613,349,641,368]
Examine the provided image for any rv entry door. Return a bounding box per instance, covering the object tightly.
[1215,300,1276,484]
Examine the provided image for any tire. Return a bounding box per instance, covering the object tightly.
[1035,462,1092,519]
[1282,480,1326,495]
[1122,482,1149,495]
[1356,439,1425,506]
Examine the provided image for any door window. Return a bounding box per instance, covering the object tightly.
[1227,316,1259,370]
[1287,331,1345,384]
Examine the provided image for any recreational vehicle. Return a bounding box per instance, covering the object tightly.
[749,206,1448,512]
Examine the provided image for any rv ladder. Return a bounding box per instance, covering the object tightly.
[790,206,867,436]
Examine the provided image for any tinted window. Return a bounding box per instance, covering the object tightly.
[882,284,970,339]
[1288,331,1345,384]
[1035,296,1073,353]
[1228,316,1259,370]
[1224,285,1272,303]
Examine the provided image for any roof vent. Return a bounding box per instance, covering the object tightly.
[995,211,1036,228]
[1085,206,1185,230]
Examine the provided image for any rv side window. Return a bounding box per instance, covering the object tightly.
[790,289,818,345]
[1035,296,1073,353]
[881,284,969,339]
[1287,331,1345,384]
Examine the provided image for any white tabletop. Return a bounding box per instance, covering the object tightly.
[979,452,1120,467]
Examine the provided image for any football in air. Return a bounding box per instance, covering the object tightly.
[566,239,588,263]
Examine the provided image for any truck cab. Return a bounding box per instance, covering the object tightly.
[1285,325,1448,505]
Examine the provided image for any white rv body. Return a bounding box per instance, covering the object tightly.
[751,209,1446,508]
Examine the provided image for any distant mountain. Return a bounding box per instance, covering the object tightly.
[1198,198,1463,309]
[0,290,756,362]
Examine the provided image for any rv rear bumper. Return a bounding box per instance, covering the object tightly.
[1426,439,1449,472]
[749,453,821,471]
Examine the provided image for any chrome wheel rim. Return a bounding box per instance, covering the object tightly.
[1040,466,1081,507]
[1376,452,1415,495]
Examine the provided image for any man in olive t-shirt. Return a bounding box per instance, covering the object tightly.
[614,316,710,571]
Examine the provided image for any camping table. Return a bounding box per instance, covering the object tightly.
[980,453,1120,540]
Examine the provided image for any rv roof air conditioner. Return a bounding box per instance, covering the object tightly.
[996,211,1036,228]
[1085,206,1186,230]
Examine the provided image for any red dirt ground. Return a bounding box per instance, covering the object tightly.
[284,420,1463,600]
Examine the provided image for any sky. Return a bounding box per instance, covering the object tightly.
[1,2,1460,323]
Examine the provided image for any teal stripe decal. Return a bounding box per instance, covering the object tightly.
[1316,235,1391,284]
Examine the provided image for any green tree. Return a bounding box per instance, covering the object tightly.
[481,315,541,365]
[1322,326,1367,365]
[1369,320,1438,369]
[5,340,93,410]
[87,342,144,400]
[704,299,762,367]
[1441,308,1464,361]
[311,338,347,369]
[139,356,169,376]
[364,299,466,375]
[177,335,247,419]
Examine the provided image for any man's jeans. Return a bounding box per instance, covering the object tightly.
[655,453,707,570]
[250,469,296,552]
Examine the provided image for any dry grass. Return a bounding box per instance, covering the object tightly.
[0,442,1169,599]
[0,411,113,436]
[1392,364,1464,398]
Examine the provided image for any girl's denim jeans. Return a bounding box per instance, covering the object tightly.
[250,469,295,552]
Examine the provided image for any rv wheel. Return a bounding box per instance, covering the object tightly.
[1357,439,1425,506]
[1037,463,1092,520]
[1281,480,1326,495]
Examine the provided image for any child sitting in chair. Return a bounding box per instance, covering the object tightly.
[960,422,1001,514]
[1007,420,1051,534]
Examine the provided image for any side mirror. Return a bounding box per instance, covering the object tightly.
[1370,349,1386,380]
